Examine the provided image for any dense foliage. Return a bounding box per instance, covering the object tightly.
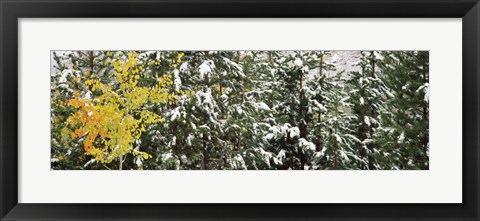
[51,51,429,170]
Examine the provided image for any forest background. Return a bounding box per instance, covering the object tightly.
[50,50,429,170]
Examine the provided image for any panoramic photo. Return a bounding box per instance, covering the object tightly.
[50,50,429,170]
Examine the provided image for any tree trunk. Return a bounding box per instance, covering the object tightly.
[370,51,376,78]
[298,72,307,169]
[119,154,123,170]
[88,51,94,74]
[201,140,207,170]
[367,51,376,170]
[316,56,324,152]
[333,140,338,169]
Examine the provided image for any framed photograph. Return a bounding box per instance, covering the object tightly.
[1,0,479,220]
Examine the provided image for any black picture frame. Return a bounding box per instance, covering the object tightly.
[1,0,479,220]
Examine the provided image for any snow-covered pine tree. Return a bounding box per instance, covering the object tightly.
[375,51,429,169]
[317,72,360,169]
[347,51,393,169]
[133,51,187,170]
[305,51,338,169]
[231,51,279,170]
[169,51,252,169]
[263,51,320,169]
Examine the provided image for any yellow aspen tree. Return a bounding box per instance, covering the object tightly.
[63,52,179,169]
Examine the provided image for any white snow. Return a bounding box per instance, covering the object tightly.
[255,148,272,167]
[198,60,215,78]
[385,90,395,98]
[270,68,276,76]
[220,94,228,100]
[186,134,194,146]
[298,138,316,151]
[83,91,93,99]
[340,151,350,161]
[161,153,173,161]
[301,66,309,73]
[59,70,73,83]
[195,88,218,115]
[264,133,274,140]
[265,123,294,140]
[398,132,405,143]
[231,154,247,169]
[277,149,286,161]
[236,106,244,115]
[135,157,143,167]
[424,88,429,102]
[179,62,189,72]
[364,116,370,126]
[198,125,210,131]
[325,51,362,75]
[329,54,340,63]
[289,127,300,138]
[83,159,96,167]
[56,84,73,93]
[374,51,383,59]
[173,69,182,91]
[256,102,271,111]
[294,58,303,67]
[170,107,181,121]
[171,136,177,146]
[334,134,342,144]
[416,83,429,103]
[223,57,245,77]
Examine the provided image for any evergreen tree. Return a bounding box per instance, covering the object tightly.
[348,51,393,169]
[317,72,360,169]
[306,51,337,169]
[375,51,429,169]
